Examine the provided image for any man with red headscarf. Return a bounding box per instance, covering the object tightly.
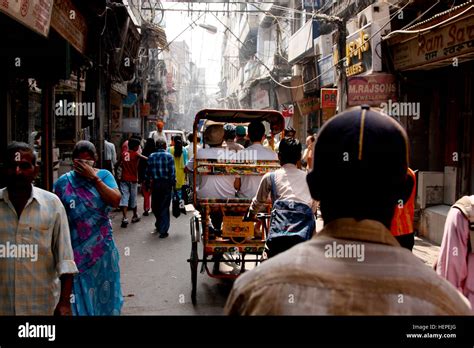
[151,120,166,144]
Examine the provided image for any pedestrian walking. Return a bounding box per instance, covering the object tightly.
[169,135,188,196]
[0,142,78,315]
[146,138,176,238]
[116,137,148,228]
[436,194,474,311]
[54,140,123,315]
[390,167,416,250]
[302,135,315,171]
[225,105,471,315]
[138,138,157,216]
[104,132,117,175]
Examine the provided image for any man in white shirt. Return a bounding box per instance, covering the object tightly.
[104,133,117,175]
[187,125,238,239]
[246,137,317,257]
[150,120,166,144]
[239,121,278,198]
[187,125,237,199]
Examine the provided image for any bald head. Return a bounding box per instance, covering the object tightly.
[307,106,412,227]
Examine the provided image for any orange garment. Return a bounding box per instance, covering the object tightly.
[390,168,416,236]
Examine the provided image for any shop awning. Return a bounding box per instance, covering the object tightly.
[385,2,474,71]
[142,22,168,50]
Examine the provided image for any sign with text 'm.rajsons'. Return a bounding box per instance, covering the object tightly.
[0,0,54,37]
[348,73,397,107]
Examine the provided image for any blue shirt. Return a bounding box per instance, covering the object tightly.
[146,149,176,184]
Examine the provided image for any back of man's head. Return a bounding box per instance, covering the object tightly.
[279,138,302,165]
[128,138,140,151]
[224,124,236,140]
[307,106,412,228]
[156,138,167,150]
[248,121,265,143]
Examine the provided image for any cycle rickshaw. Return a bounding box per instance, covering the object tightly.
[187,109,285,305]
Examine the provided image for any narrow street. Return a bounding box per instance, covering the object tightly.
[111,196,231,315]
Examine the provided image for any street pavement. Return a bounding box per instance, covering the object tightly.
[111,195,441,315]
[111,198,232,315]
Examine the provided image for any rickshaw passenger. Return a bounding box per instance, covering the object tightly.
[223,124,244,152]
[188,125,237,199]
[239,121,278,198]
[187,124,239,237]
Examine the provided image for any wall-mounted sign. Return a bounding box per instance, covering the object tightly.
[345,26,372,77]
[140,103,151,117]
[122,118,141,133]
[251,84,270,109]
[297,97,320,115]
[50,0,87,54]
[318,53,336,87]
[0,0,53,37]
[391,14,474,71]
[348,73,397,107]
[321,88,338,109]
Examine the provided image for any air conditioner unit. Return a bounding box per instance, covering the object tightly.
[417,171,444,209]
[313,33,333,58]
[357,2,391,32]
[346,19,358,34]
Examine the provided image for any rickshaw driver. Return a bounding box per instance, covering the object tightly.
[187,124,240,239]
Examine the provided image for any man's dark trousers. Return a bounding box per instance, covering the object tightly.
[151,179,173,235]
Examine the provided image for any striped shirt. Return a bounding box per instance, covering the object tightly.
[0,186,78,315]
[146,150,176,183]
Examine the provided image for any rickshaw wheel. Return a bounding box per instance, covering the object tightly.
[190,240,198,305]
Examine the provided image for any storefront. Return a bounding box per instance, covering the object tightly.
[386,2,474,243]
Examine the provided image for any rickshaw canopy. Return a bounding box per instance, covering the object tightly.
[194,109,285,135]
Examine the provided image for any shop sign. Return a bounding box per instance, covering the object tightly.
[392,15,474,71]
[297,97,320,115]
[251,84,270,110]
[281,104,294,118]
[321,88,338,108]
[50,0,87,54]
[58,71,86,92]
[122,118,141,133]
[0,0,53,37]
[345,26,372,77]
[348,73,397,107]
[318,53,336,87]
[140,103,151,117]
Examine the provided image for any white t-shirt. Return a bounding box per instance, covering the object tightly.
[151,130,166,143]
[239,143,278,198]
[193,147,236,199]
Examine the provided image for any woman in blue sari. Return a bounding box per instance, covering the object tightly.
[54,141,123,315]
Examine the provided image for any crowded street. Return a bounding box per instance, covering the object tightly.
[1,0,474,345]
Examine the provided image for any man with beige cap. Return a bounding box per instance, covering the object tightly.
[187,124,237,200]
[187,124,238,238]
